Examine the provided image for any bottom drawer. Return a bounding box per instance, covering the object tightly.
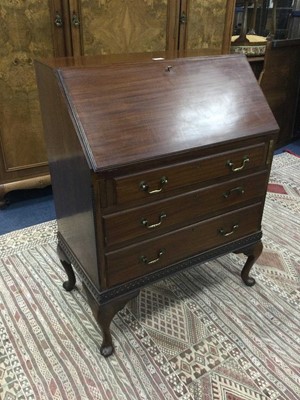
[105,202,263,287]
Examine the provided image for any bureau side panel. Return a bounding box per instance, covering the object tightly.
[35,61,101,289]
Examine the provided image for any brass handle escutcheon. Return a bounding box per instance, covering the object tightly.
[179,11,187,24]
[72,12,80,27]
[141,212,167,229]
[12,58,33,66]
[139,176,168,194]
[218,224,239,237]
[226,156,249,172]
[223,186,245,198]
[140,249,165,265]
[54,12,63,27]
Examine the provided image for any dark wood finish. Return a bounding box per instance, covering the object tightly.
[55,58,276,170]
[35,52,278,356]
[248,57,264,80]
[106,202,264,288]
[259,39,300,148]
[58,240,139,356]
[84,284,140,357]
[237,240,263,286]
[104,171,268,247]
[57,243,76,291]
[112,143,267,205]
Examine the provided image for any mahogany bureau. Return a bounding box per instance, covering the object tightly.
[35,53,279,357]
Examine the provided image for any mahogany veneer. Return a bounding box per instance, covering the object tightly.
[35,53,278,357]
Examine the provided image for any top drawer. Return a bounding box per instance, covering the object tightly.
[112,142,267,206]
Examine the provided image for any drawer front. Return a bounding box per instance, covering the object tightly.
[104,171,268,247]
[105,202,263,287]
[113,143,267,205]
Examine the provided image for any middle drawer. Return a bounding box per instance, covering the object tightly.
[103,171,268,247]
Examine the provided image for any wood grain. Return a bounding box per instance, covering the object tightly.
[35,52,279,355]
[0,1,54,171]
[57,55,278,172]
[80,0,169,54]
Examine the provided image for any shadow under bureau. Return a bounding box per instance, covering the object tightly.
[35,52,278,357]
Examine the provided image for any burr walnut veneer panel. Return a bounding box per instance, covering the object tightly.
[0,1,53,203]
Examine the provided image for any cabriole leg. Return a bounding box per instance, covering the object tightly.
[57,244,76,292]
[83,284,140,357]
[237,240,263,286]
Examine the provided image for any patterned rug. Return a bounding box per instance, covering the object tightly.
[1,152,299,400]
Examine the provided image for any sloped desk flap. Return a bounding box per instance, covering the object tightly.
[55,54,278,172]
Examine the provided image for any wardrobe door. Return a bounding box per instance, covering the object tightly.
[77,0,170,55]
[0,0,58,199]
[181,0,235,53]
[50,0,74,57]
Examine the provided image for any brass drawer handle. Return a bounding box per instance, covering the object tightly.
[140,249,165,265]
[141,212,167,229]
[226,156,249,172]
[223,186,245,198]
[218,224,239,237]
[139,176,168,194]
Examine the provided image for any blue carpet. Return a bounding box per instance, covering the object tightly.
[0,187,56,235]
[1,139,300,235]
[274,139,300,155]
